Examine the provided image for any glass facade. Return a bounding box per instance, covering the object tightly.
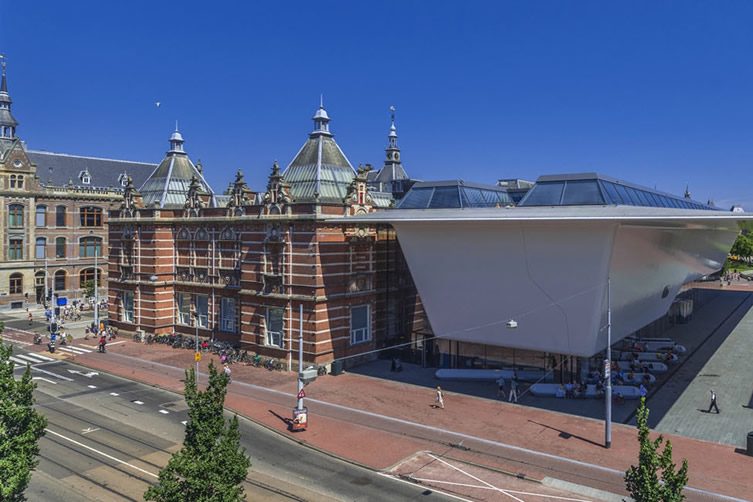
[520,175,718,210]
[398,182,513,209]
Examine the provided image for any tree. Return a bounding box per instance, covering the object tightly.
[83,280,95,300]
[145,362,250,502]
[0,342,48,501]
[625,398,688,502]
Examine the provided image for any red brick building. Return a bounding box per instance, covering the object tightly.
[108,105,426,368]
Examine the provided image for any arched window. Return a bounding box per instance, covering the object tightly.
[36,205,47,227]
[80,268,102,288]
[35,237,47,259]
[54,270,66,291]
[80,207,103,227]
[9,273,22,294]
[56,206,67,227]
[55,237,67,258]
[8,204,23,227]
[9,174,16,189]
[79,236,102,257]
[17,175,24,189]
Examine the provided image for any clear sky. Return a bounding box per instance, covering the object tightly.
[2,1,753,207]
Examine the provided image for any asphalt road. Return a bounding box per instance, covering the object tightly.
[14,356,454,502]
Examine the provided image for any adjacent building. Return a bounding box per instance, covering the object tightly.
[0,62,154,308]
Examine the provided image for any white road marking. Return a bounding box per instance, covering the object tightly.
[132,400,144,405]
[28,352,54,361]
[87,385,97,389]
[109,392,119,396]
[9,356,30,365]
[82,340,126,348]
[81,427,100,435]
[31,377,57,385]
[58,346,92,355]
[377,472,473,502]
[67,369,99,378]
[181,421,188,426]
[31,367,74,382]
[427,453,525,502]
[45,428,158,479]
[15,353,50,364]
[158,409,169,414]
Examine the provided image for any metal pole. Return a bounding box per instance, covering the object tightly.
[296,303,304,411]
[94,239,99,333]
[195,313,199,381]
[605,278,612,449]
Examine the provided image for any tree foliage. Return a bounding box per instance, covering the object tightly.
[0,342,48,501]
[145,362,250,502]
[730,234,753,260]
[83,280,95,300]
[625,398,688,502]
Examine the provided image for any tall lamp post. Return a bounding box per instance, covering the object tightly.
[193,307,200,379]
[605,278,613,449]
[89,230,99,334]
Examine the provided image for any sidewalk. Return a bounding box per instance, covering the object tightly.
[37,336,752,502]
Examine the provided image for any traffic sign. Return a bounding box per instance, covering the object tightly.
[297,389,305,399]
[194,352,202,362]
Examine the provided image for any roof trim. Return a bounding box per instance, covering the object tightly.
[27,149,156,166]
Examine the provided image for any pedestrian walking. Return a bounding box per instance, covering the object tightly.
[434,385,445,409]
[508,376,519,403]
[223,363,232,382]
[707,389,720,414]
[639,383,647,399]
[27,311,33,326]
[496,377,506,400]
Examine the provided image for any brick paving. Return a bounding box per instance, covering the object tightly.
[34,335,750,501]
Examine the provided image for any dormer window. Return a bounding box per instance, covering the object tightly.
[79,170,91,185]
[117,173,128,187]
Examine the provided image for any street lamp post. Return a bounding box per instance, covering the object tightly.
[89,230,99,334]
[193,308,200,380]
[605,278,613,449]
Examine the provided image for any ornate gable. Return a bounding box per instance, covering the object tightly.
[184,175,207,217]
[262,161,292,215]
[226,169,252,216]
[120,175,143,217]
[346,164,375,216]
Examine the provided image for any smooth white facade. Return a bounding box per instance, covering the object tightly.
[348,206,748,357]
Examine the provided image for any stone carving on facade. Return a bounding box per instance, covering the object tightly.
[226,169,251,216]
[262,161,292,215]
[120,175,143,217]
[346,164,374,216]
[184,175,206,216]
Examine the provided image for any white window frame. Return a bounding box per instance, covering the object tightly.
[350,304,371,345]
[195,294,209,328]
[177,292,191,325]
[122,291,134,323]
[265,307,284,348]
[220,297,237,333]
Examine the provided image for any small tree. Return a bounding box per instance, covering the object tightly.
[625,398,688,502]
[83,280,95,300]
[145,362,250,502]
[0,342,48,501]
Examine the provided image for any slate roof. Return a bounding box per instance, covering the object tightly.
[138,131,217,209]
[282,106,357,203]
[27,150,156,191]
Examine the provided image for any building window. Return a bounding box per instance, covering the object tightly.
[9,273,22,295]
[177,293,191,325]
[194,295,209,328]
[35,205,47,227]
[79,236,102,257]
[9,174,16,189]
[8,238,23,260]
[9,204,23,227]
[56,206,66,227]
[35,237,47,259]
[80,268,101,288]
[350,305,371,345]
[80,207,102,227]
[265,307,284,348]
[122,291,134,322]
[55,237,66,258]
[18,175,24,189]
[54,270,66,291]
[220,297,237,333]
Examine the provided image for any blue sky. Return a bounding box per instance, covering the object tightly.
[2,1,753,207]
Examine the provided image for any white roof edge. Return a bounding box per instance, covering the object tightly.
[334,206,753,223]
[27,149,157,166]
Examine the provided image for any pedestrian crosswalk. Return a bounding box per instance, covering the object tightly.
[10,352,55,370]
[57,346,93,356]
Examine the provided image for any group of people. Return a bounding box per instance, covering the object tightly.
[496,375,520,403]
